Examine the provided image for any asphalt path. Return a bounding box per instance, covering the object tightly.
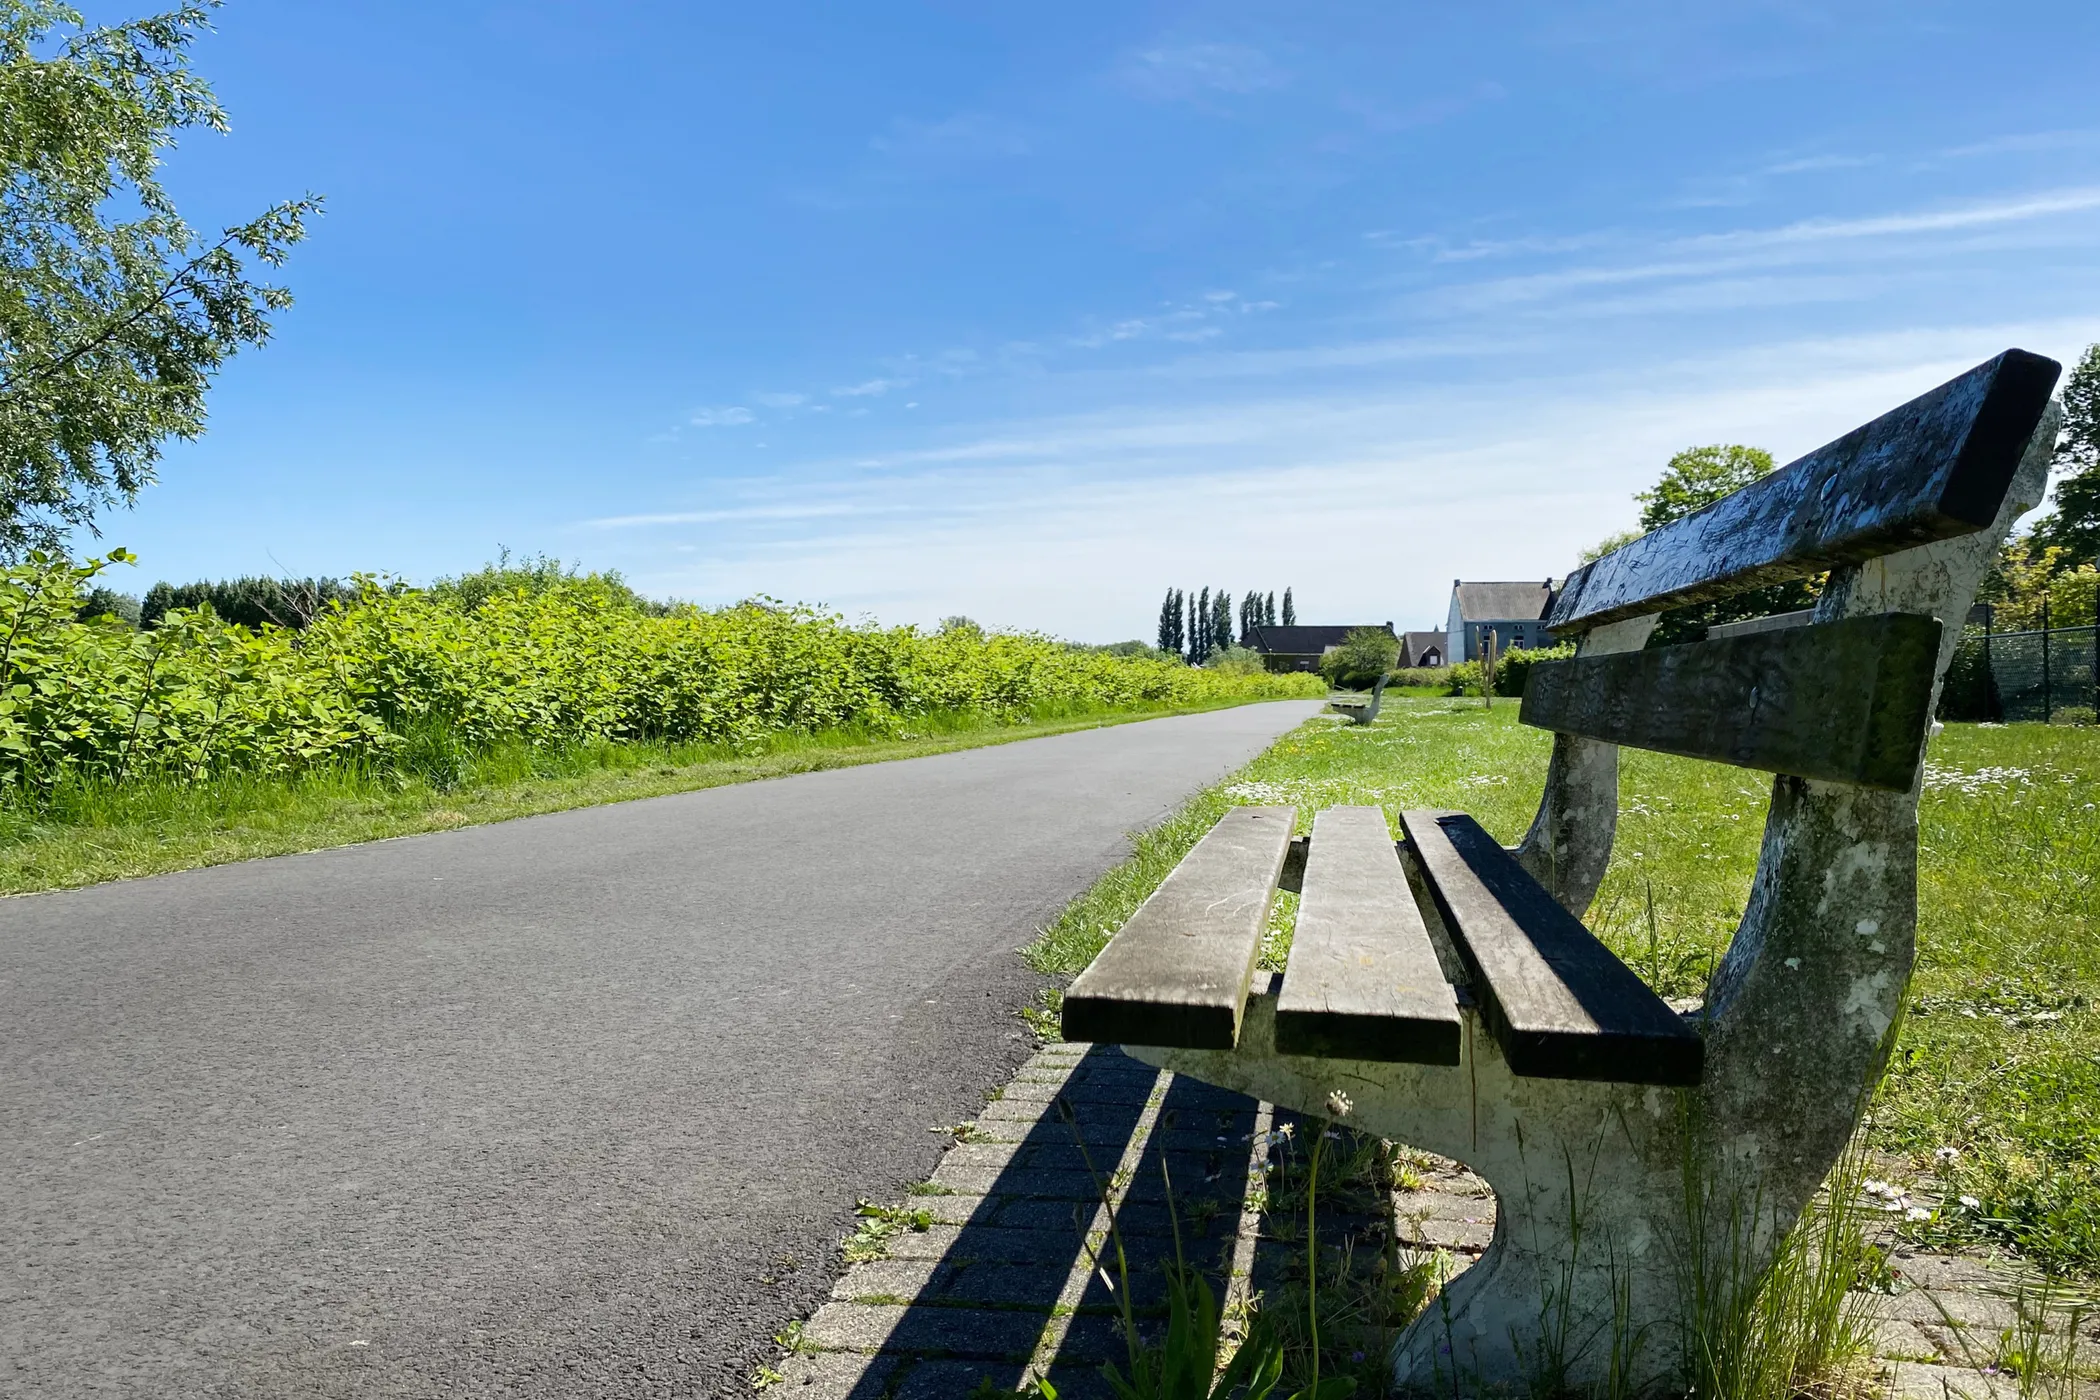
[0,701,1318,1398]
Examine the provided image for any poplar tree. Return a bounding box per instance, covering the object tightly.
[1282,588,1296,626]
[1195,587,1210,661]
[1156,589,1176,654]
[1265,591,1277,627]
[1212,588,1232,657]
[1186,591,1198,663]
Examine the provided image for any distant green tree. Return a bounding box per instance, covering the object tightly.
[1579,528,1643,564]
[1210,588,1233,660]
[1281,588,1296,626]
[430,551,671,615]
[1156,589,1176,654]
[1318,627,1399,689]
[1265,591,1277,627]
[2031,342,2100,566]
[1195,586,1210,661]
[1637,445,1775,530]
[1185,590,1198,663]
[76,584,139,626]
[0,3,319,557]
[142,574,354,630]
[1632,444,1819,644]
[938,614,982,635]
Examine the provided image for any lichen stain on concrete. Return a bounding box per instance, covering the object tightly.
[1843,969,1895,1036]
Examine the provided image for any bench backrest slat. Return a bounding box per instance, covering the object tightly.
[1061,806,1294,1050]
[1274,807,1461,1064]
[1402,810,1702,1086]
[1520,613,1941,791]
[1547,349,2059,634]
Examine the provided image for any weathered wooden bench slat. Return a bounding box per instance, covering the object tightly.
[1520,612,1942,791]
[1400,810,1703,1086]
[1274,807,1462,1064]
[1547,348,2059,633]
[1061,806,1295,1049]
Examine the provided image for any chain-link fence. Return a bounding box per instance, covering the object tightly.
[1943,625,2100,722]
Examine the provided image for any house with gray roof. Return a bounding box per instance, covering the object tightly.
[1445,579,1557,662]
[1401,630,1446,668]
[1246,622,1396,673]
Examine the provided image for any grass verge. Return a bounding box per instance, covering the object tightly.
[1025,698,2100,1279]
[0,698,1270,896]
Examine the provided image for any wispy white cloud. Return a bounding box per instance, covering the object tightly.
[1118,42,1288,102]
[1407,231,1624,263]
[1669,150,1881,208]
[752,392,807,408]
[832,377,908,398]
[1426,185,2100,312]
[688,406,755,427]
[1760,153,1877,176]
[1063,290,1279,350]
[584,502,900,530]
[1683,186,2100,250]
[1939,129,2100,160]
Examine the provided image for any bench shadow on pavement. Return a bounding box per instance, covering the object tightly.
[839,1044,1261,1398]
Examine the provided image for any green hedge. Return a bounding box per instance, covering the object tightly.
[1493,643,1575,697]
[0,552,1324,793]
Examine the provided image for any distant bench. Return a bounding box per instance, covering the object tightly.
[1064,349,2063,1393]
[1324,671,1389,726]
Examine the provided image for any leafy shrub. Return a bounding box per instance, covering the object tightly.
[1493,642,1575,697]
[1205,645,1267,675]
[1445,659,1483,696]
[1089,640,1170,661]
[0,552,1324,796]
[1317,627,1399,689]
[1384,666,1449,689]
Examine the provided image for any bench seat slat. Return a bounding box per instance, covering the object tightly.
[1275,807,1461,1064]
[1520,612,1942,792]
[1547,348,2059,634]
[1061,806,1294,1049]
[1401,811,1703,1086]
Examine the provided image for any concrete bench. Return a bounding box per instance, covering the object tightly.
[1063,349,2063,1392]
[1325,671,1390,726]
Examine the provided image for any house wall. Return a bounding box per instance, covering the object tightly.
[1464,619,1554,657]
[1445,585,1555,661]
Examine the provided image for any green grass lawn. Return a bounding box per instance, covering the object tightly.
[1029,697,2100,1277]
[0,699,1262,897]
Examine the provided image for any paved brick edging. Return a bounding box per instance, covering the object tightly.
[764,1042,2096,1399]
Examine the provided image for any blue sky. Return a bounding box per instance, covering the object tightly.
[82,1,2100,640]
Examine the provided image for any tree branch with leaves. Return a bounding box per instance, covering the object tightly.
[0,1,317,557]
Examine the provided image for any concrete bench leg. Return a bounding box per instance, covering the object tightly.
[1131,995,1692,1393]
